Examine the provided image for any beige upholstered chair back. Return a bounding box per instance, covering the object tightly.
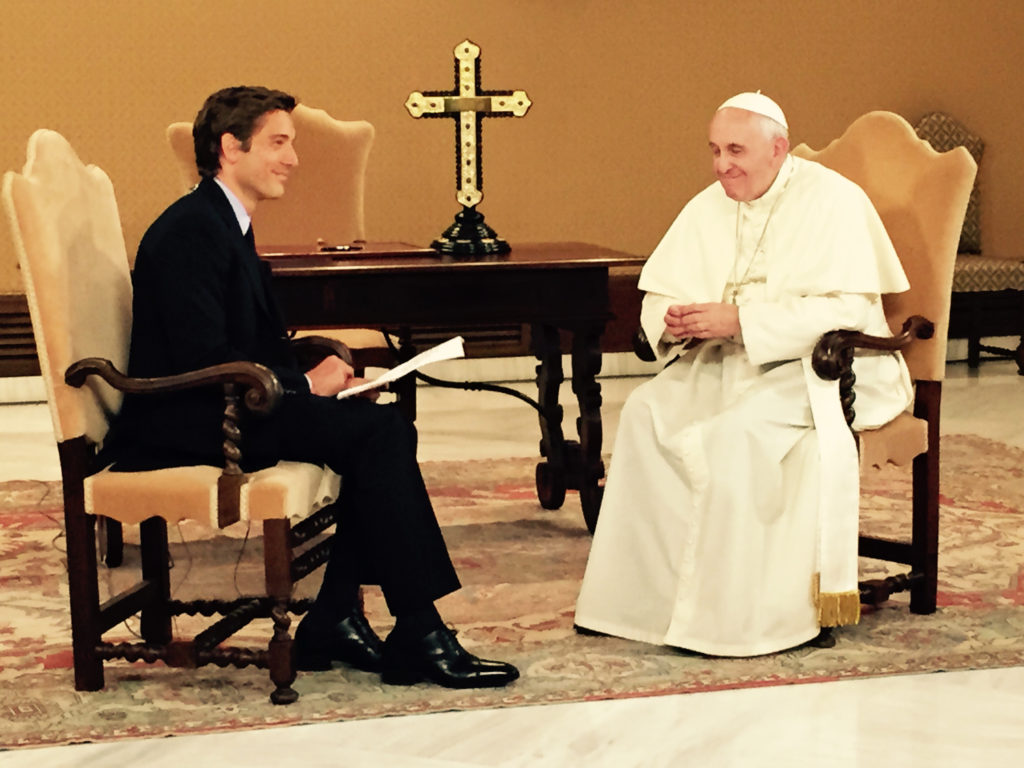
[3,130,131,444]
[166,103,375,247]
[792,112,976,382]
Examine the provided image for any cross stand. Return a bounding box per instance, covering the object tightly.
[433,205,507,256]
[405,39,531,257]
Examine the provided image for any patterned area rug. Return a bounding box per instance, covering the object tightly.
[2,433,1024,748]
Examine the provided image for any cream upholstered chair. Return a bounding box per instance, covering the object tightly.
[3,129,346,704]
[914,112,1024,373]
[794,111,977,614]
[168,104,396,382]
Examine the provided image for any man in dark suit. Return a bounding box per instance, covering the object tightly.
[111,85,518,689]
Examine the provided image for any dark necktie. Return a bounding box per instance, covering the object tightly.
[244,224,257,254]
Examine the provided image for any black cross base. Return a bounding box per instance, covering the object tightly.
[431,206,510,257]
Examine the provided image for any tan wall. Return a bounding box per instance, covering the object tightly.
[2,0,1022,294]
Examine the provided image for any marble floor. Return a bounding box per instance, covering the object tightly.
[1,354,1023,766]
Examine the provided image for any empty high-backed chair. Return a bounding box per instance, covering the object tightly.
[913,111,1024,373]
[3,128,348,704]
[794,111,977,614]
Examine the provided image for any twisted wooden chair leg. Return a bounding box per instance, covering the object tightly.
[268,601,298,705]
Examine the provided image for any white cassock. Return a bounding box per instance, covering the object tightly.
[574,155,914,656]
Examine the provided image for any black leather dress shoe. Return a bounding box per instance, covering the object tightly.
[293,609,384,673]
[380,626,520,688]
[806,627,836,649]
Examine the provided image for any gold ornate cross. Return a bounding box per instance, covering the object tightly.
[406,39,531,255]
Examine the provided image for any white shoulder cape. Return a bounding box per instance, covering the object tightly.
[639,156,909,308]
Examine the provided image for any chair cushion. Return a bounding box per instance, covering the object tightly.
[84,462,340,526]
[857,411,928,471]
[952,254,1024,292]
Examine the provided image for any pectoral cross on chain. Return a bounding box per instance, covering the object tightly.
[406,39,531,256]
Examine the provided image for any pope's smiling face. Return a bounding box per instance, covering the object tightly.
[708,107,788,202]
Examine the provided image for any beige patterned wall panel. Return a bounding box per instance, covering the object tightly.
[3,1,1024,294]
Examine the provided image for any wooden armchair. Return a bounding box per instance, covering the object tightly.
[794,111,977,614]
[3,128,346,704]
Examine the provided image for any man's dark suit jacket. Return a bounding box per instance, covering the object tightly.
[109,178,307,470]
[107,178,462,610]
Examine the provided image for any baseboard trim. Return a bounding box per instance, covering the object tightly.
[0,376,47,403]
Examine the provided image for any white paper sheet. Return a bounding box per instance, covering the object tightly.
[336,336,465,399]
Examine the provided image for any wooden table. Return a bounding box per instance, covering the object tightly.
[263,241,646,531]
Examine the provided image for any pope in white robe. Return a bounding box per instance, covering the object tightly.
[574,93,914,656]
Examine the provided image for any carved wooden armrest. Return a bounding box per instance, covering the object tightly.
[811,315,933,427]
[65,358,283,527]
[632,327,657,362]
[65,357,283,414]
[289,335,354,369]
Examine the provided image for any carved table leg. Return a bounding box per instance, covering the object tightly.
[532,323,567,509]
[392,328,419,422]
[967,334,981,368]
[571,325,606,533]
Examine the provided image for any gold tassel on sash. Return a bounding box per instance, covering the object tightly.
[812,574,861,627]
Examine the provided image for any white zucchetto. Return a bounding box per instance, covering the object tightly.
[717,91,788,130]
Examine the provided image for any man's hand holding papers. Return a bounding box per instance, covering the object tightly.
[336,336,466,400]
